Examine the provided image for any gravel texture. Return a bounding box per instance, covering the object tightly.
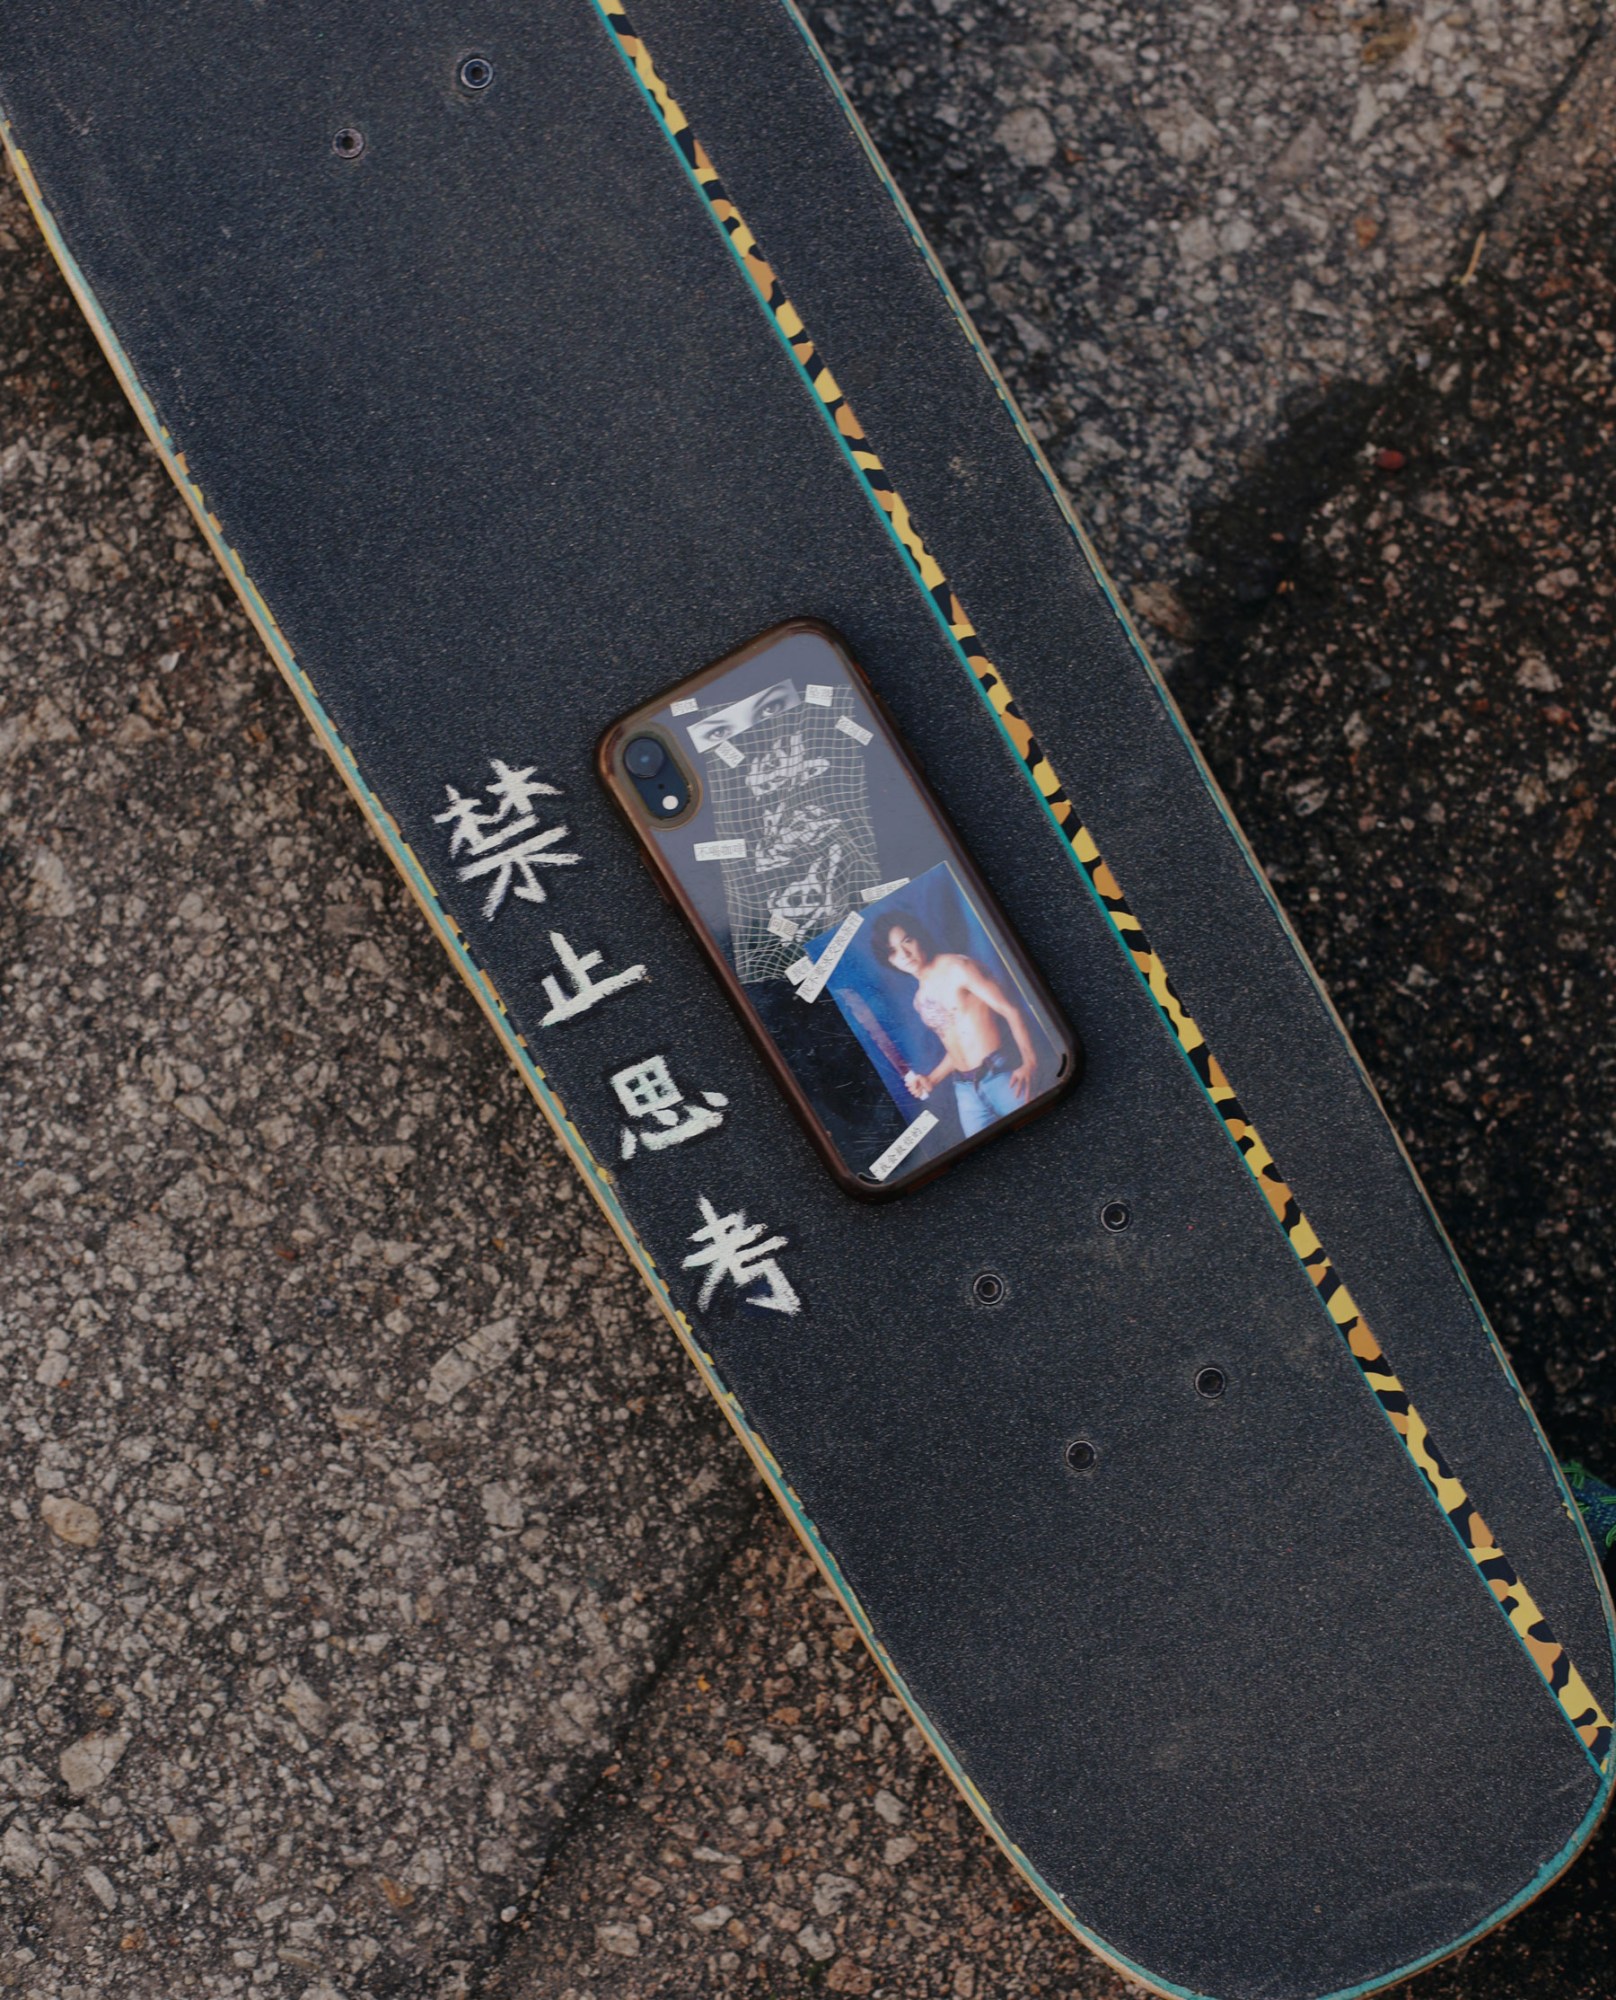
[1174,31,1616,1486]
[5,8,1616,1999]
[806,0,1603,604]
[485,1511,1134,2000]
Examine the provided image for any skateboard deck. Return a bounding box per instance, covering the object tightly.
[3,6,1612,1995]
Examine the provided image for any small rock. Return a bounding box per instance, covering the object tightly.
[813,1872,857,1917]
[1009,313,1049,357]
[26,848,76,917]
[2,1821,42,1878]
[690,1904,733,1933]
[1176,216,1218,269]
[1144,102,1218,164]
[281,1678,330,1735]
[84,1865,118,1911]
[597,1922,641,1958]
[174,1092,227,1138]
[1267,117,1327,185]
[60,1731,128,1797]
[406,1845,446,1891]
[425,1317,521,1405]
[0,1756,48,1801]
[883,1835,918,1867]
[994,106,1055,170]
[1349,83,1381,145]
[40,1493,101,1548]
[476,1838,516,1876]
[481,1482,525,1532]
[797,1922,836,1963]
[1131,581,1199,643]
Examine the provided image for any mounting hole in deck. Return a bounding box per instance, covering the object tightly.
[971,1271,1007,1307]
[1100,1200,1131,1232]
[1196,1366,1227,1399]
[332,127,366,160]
[459,55,494,90]
[1065,1438,1097,1472]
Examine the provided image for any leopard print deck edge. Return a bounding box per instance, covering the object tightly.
[591,0,1613,1777]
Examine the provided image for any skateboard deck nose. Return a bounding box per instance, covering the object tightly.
[3,5,1610,1996]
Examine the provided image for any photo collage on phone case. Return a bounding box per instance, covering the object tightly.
[656,629,1064,1188]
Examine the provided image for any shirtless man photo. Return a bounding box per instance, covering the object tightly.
[882,911,1040,1136]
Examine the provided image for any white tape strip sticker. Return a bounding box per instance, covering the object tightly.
[836,714,873,746]
[768,910,801,943]
[804,683,834,707]
[785,955,812,985]
[694,838,747,862]
[670,697,700,716]
[796,910,864,1003]
[711,739,745,768]
[861,877,911,904]
[869,1109,939,1183]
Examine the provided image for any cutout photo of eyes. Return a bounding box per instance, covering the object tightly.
[686,678,801,753]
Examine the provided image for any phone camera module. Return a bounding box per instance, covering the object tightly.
[624,736,666,780]
[621,732,691,820]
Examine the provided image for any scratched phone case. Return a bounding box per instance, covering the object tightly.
[600,621,1078,1195]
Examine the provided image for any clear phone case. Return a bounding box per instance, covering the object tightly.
[599,620,1079,1195]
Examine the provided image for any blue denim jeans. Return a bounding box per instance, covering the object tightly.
[951,1049,1020,1137]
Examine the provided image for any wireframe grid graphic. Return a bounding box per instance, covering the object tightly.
[696,684,881,983]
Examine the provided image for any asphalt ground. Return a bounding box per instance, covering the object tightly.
[807,0,1602,601]
[4,9,1615,1999]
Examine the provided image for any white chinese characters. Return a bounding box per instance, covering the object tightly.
[682,1196,800,1315]
[430,748,805,1324]
[611,1056,727,1160]
[435,759,580,920]
[538,931,648,1026]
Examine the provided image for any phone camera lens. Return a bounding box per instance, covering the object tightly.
[624,736,666,780]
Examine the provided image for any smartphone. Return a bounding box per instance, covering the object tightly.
[598,620,1079,1196]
